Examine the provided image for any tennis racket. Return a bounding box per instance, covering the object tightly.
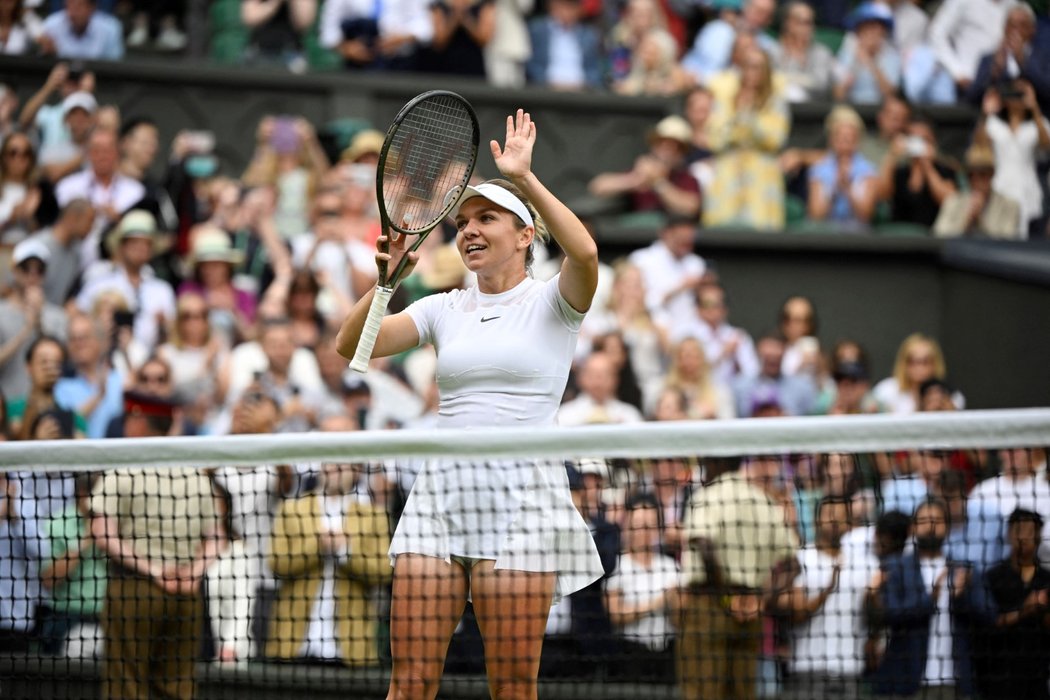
[349,90,480,373]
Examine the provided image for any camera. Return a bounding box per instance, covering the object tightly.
[905,136,928,159]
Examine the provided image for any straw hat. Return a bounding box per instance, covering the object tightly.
[340,129,385,163]
[188,225,244,266]
[964,145,996,172]
[105,209,162,257]
[647,115,692,147]
[421,243,468,290]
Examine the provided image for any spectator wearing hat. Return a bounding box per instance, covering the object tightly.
[76,209,175,352]
[39,0,123,60]
[929,0,1019,96]
[703,42,790,230]
[808,105,878,231]
[525,0,603,90]
[53,312,123,439]
[680,0,777,85]
[834,2,901,104]
[339,129,384,166]
[933,145,1021,238]
[25,197,94,305]
[17,63,95,175]
[179,224,256,345]
[89,391,225,700]
[734,334,816,418]
[588,115,701,219]
[0,239,67,399]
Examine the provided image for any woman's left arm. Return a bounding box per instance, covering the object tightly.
[496,110,598,312]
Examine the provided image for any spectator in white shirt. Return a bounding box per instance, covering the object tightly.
[38,0,124,61]
[318,0,433,70]
[928,0,1017,95]
[627,214,706,327]
[558,351,644,426]
[970,448,1050,522]
[672,283,758,387]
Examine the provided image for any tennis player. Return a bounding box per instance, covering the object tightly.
[336,108,604,699]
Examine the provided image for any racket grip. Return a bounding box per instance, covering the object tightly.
[349,286,394,374]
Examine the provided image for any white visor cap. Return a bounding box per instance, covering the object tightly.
[454,183,534,229]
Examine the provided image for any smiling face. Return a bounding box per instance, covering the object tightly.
[454,196,533,276]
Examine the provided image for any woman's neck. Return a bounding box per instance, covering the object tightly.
[476,268,527,295]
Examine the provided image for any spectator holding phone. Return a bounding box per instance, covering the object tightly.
[876,116,959,228]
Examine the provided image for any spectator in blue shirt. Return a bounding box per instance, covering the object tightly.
[680,0,776,86]
[0,470,49,653]
[833,2,901,104]
[526,0,603,89]
[808,105,878,230]
[38,0,124,61]
[733,334,816,418]
[54,313,124,439]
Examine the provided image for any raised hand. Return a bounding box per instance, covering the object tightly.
[491,109,535,181]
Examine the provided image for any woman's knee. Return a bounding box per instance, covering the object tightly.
[388,665,439,700]
[487,678,539,700]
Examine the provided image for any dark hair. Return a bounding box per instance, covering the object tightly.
[1008,508,1044,531]
[817,453,860,496]
[25,335,66,365]
[30,408,75,439]
[913,497,951,529]
[779,295,818,336]
[919,378,953,401]
[625,491,663,530]
[815,495,852,523]
[119,116,157,141]
[875,510,911,553]
[937,469,967,499]
[136,355,173,384]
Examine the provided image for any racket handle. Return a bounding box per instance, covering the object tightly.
[349,286,394,374]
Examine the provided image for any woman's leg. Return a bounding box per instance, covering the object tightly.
[470,562,556,700]
[387,554,469,700]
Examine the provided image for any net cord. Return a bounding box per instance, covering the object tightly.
[1,408,1049,471]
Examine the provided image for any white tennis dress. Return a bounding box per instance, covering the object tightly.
[390,274,604,599]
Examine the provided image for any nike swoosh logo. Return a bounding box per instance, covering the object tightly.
[480,316,500,323]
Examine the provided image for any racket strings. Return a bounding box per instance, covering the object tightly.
[383,95,478,234]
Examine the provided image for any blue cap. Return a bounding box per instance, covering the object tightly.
[846,2,894,31]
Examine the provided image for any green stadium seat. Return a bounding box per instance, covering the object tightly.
[814,27,845,55]
[211,29,249,65]
[209,0,244,33]
[785,194,807,226]
[305,33,341,71]
[874,222,931,237]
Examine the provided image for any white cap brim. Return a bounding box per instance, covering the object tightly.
[454,183,534,229]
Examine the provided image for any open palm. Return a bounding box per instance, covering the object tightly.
[491,109,535,180]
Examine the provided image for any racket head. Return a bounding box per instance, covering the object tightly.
[376,91,480,239]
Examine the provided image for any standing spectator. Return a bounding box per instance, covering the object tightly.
[627,213,705,322]
[734,334,817,418]
[612,28,691,97]
[604,492,680,683]
[859,94,911,167]
[663,337,734,420]
[0,470,48,653]
[680,0,777,85]
[933,145,1022,238]
[55,128,146,273]
[484,0,532,87]
[0,239,67,400]
[318,0,433,70]
[525,0,603,90]
[929,0,1017,96]
[421,0,495,78]
[703,44,790,231]
[76,210,175,353]
[53,313,123,439]
[886,0,929,54]
[266,461,391,665]
[89,393,225,700]
[157,292,226,414]
[17,63,95,177]
[38,0,123,60]
[673,283,759,387]
[808,106,878,231]
[678,455,799,700]
[967,5,1050,111]
[778,295,821,379]
[0,0,41,55]
[0,130,40,242]
[25,198,94,305]
[873,333,963,414]
[558,351,644,425]
[982,509,1050,700]
[778,497,876,699]
[970,447,1050,522]
[876,116,959,228]
[770,1,836,103]
[833,2,901,104]
[240,0,317,70]
[981,79,1050,237]
[4,336,84,440]
[606,0,668,86]
[118,117,163,198]
[39,472,105,659]
[682,86,715,192]
[125,0,190,52]
[588,116,701,219]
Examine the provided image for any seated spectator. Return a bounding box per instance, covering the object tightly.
[39,0,123,60]
[918,377,960,413]
[929,0,1017,97]
[680,0,776,85]
[39,472,105,659]
[981,79,1050,238]
[672,283,759,387]
[559,351,644,425]
[664,337,734,419]
[483,0,532,87]
[769,1,835,103]
[318,0,432,71]
[0,0,41,55]
[76,210,175,353]
[604,492,679,683]
[266,461,391,666]
[606,0,668,86]
[282,267,335,350]
[970,447,1050,524]
[0,470,48,653]
[420,0,495,78]
[240,0,318,71]
[881,449,950,519]
[816,360,877,415]
[53,313,123,439]
[939,470,1005,575]
[0,239,68,400]
[862,94,911,167]
[778,295,821,379]
[703,43,790,231]
[179,225,256,345]
[833,2,901,105]
[242,116,330,240]
[613,28,691,97]
[7,335,87,440]
[126,0,190,52]
[933,144,1022,238]
[681,86,715,192]
[0,130,41,242]
[873,333,963,415]
[587,116,701,219]
[982,509,1050,700]
[627,213,705,322]
[876,116,959,228]
[17,63,95,179]
[968,5,1049,112]
[734,334,816,418]
[808,106,878,231]
[525,0,602,90]
[591,331,644,412]
[103,355,189,437]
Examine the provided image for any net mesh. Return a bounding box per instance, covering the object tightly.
[1,412,1049,700]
